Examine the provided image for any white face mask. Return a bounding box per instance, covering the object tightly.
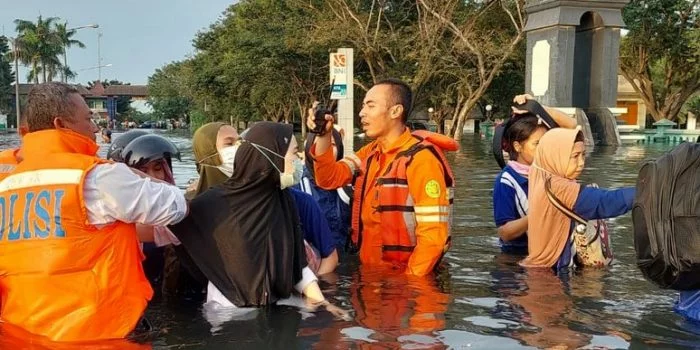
[217,145,239,177]
[247,140,303,190]
[279,158,304,190]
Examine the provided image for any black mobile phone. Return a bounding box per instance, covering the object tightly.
[312,79,338,136]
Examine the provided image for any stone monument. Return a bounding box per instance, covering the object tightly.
[524,0,630,146]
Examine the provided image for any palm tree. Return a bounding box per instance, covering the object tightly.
[14,16,63,83]
[55,22,86,82]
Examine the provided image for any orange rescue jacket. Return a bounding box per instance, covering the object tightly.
[313,128,458,276]
[0,129,153,342]
[350,130,456,264]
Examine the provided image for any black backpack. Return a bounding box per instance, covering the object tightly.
[633,141,700,290]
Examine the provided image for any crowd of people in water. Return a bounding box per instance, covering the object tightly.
[0,79,697,347]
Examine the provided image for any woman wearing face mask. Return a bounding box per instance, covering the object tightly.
[168,122,345,316]
[522,128,635,271]
[189,122,239,197]
[192,123,338,276]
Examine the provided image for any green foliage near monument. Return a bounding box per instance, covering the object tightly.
[147,0,527,138]
[620,0,700,122]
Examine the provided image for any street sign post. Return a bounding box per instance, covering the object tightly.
[329,48,354,155]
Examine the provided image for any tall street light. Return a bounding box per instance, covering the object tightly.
[63,23,99,82]
[9,37,21,131]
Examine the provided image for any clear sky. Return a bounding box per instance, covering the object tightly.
[1,0,235,85]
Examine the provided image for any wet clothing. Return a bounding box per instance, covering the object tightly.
[169,122,314,307]
[555,186,635,270]
[523,129,583,268]
[311,128,455,276]
[493,165,529,253]
[676,290,700,322]
[290,188,336,258]
[0,129,187,342]
[0,149,20,181]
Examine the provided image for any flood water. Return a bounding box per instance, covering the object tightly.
[1,130,698,349]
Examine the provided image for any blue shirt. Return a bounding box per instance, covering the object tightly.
[493,165,529,253]
[555,186,636,270]
[297,167,351,251]
[290,188,336,258]
[676,290,700,322]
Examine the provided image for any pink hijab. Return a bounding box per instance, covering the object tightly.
[521,128,583,268]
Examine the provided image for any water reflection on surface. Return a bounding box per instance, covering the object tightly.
[1,130,698,349]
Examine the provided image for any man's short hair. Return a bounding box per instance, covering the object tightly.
[375,78,412,123]
[25,82,81,132]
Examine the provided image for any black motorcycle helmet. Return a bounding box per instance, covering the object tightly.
[122,134,181,170]
[106,130,150,162]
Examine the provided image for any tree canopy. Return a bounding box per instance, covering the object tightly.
[620,0,700,122]
[148,0,527,137]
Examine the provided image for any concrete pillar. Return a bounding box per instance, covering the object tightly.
[524,0,630,146]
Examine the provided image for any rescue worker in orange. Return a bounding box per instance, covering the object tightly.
[307,78,458,276]
[0,82,188,343]
[0,114,29,180]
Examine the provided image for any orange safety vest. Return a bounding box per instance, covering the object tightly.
[350,130,457,263]
[0,129,153,342]
[0,149,20,181]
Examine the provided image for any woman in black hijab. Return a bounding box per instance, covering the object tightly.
[169,122,340,313]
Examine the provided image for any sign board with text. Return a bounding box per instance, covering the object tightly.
[330,52,349,99]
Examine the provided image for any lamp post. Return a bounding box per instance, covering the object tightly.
[482,104,495,138]
[97,32,103,81]
[63,23,99,82]
[9,37,21,131]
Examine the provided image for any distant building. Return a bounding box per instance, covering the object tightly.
[616,75,647,128]
[11,81,150,123]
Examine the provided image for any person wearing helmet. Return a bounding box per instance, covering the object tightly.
[121,134,186,292]
[107,129,150,162]
[122,134,180,184]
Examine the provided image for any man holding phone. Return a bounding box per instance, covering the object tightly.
[306,78,457,276]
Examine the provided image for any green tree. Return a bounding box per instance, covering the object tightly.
[620,0,700,122]
[147,61,194,123]
[55,23,86,82]
[14,16,64,83]
[0,36,15,114]
[148,0,528,139]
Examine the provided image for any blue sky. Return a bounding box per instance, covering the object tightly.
[1,0,235,85]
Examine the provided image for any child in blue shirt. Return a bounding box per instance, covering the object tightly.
[493,94,579,254]
[493,115,546,253]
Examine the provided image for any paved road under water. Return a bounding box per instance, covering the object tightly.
[1,130,698,349]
